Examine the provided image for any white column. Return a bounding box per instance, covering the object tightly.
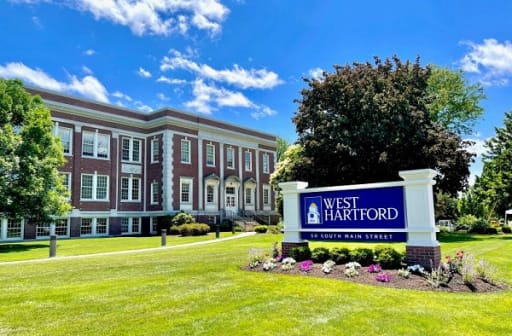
[1,218,6,240]
[219,143,224,210]
[399,169,439,247]
[198,136,203,210]
[162,130,174,212]
[279,181,308,243]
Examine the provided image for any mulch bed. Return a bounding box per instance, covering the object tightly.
[243,263,507,293]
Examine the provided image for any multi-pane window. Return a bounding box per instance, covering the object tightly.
[121,217,141,234]
[263,153,270,174]
[58,127,72,155]
[226,147,235,169]
[151,138,159,163]
[181,139,191,164]
[61,172,71,199]
[82,131,109,159]
[245,151,252,171]
[121,176,140,201]
[206,143,215,166]
[122,138,141,162]
[181,181,191,203]
[206,185,215,204]
[245,187,253,205]
[7,219,23,239]
[81,174,109,201]
[81,218,108,236]
[263,185,271,206]
[36,219,69,238]
[151,181,160,205]
[150,217,157,234]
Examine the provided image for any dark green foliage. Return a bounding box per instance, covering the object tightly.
[330,247,351,264]
[267,225,281,234]
[502,226,511,234]
[290,246,312,262]
[311,247,330,263]
[435,192,459,221]
[374,246,402,269]
[349,248,374,266]
[177,223,210,236]
[467,218,490,234]
[171,212,194,226]
[254,225,268,233]
[169,225,180,235]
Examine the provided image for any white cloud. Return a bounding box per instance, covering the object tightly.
[157,75,186,85]
[157,92,170,101]
[32,16,43,28]
[465,137,489,157]
[251,105,277,120]
[84,49,96,56]
[0,62,109,103]
[82,66,93,75]
[111,90,132,102]
[160,52,283,89]
[134,100,152,112]
[25,0,229,36]
[460,39,512,85]
[308,67,324,80]
[137,67,152,78]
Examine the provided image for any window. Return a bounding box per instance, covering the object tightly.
[263,185,271,207]
[151,138,159,163]
[206,143,215,166]
[121,217,141,234]
[151,181,160,205]
[81,173,109,201]
[61,172,71,199]
[245,151,252,171]
[206,185,215,204]
[7,219,23,239]
[36,219,69,238]
[180,177,193,210]
[122,138,141,163]
[150,217,157,234]
[181,139,191,164]
[245,187,253,205]
[181,182,191,203]
[81,218,108,236]
[58,127,72,155]
[226,147,235,169]
[263,153,270,174]
[121,176,140,201]
[82,130,110,159]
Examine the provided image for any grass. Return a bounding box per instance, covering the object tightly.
[0,232,237,262]
[0,233,511,335]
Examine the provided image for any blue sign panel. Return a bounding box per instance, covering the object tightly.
[300,186,406,230]
[301,231,407,242]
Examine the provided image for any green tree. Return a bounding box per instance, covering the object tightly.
[434,192,458,221]
[0,78,70,221]
[291,56,473,195]
[276,136,290,162]
[427,66,486,136]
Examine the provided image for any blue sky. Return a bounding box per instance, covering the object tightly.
[1,1,512,182]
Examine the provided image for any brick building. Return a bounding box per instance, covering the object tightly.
[0,87,278,241]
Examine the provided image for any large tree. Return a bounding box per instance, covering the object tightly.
[0,78,70,222]
[290,56,474,195]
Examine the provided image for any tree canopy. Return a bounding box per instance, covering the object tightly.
[0,78,70,221]
[277,56,475,195]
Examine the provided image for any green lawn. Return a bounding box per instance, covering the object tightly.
[0,232,237,262]
[0,233,511,336]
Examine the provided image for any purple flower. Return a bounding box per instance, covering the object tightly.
[300,259,313,272]
[375,272,391,282]
[368,264,382,273]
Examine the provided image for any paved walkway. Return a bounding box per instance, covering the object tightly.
[0,232,257,266]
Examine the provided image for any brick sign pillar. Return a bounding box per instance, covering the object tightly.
[399,169,441,269]
[280,181,309,257]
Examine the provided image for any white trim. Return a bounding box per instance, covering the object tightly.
[151,138,160,163]
[179,177,193,211]
[162,130,174,212]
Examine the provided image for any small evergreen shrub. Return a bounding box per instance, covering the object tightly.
[350,248,374,266]
[290,246,312,262]
[330,247,351,265]
[468,218,490,234]
[169,225,180,235]
[502,226,512,234]
[267,225,281,234]
[177,223,210,236]
[254,225,268,233]
[374,247,402,269]
[311,247,330,263]
[171,212,194,226]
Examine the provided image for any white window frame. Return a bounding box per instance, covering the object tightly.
[263,185,271,210]
[36,219,70,238]
[226,147,235,169]
[181,139,191,164]
[206,143,215,167]
[121,217,141,235]
[1,219,24,240]
[151,138,159,163]
[121,176,141,202]
[245,187,253,205]
[263,153,270,174]
[57,126,72,155]
[151,181,160,205]
[61,172,72,200]
[80,173,109,201]
[180,177,193,210]
[150,217,157,234]
[82,130,110,159]
[245,151,252,172]
[121,137,141,163]
[80,217,109,237]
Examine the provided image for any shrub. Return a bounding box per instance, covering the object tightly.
[458,214,478,227]
[171,212,194,226]
[374,247,402,269]
[468,218,490,234]
[311,247,330,263]
[169,225,180,235]
[349,248,374,266]
[330,247,351,265]
[267,225,281,234]
[178,223,210,236]
[486,227,498,234]
[502,226,512,234]
[290,246,312,262]
[254,225,268,233]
